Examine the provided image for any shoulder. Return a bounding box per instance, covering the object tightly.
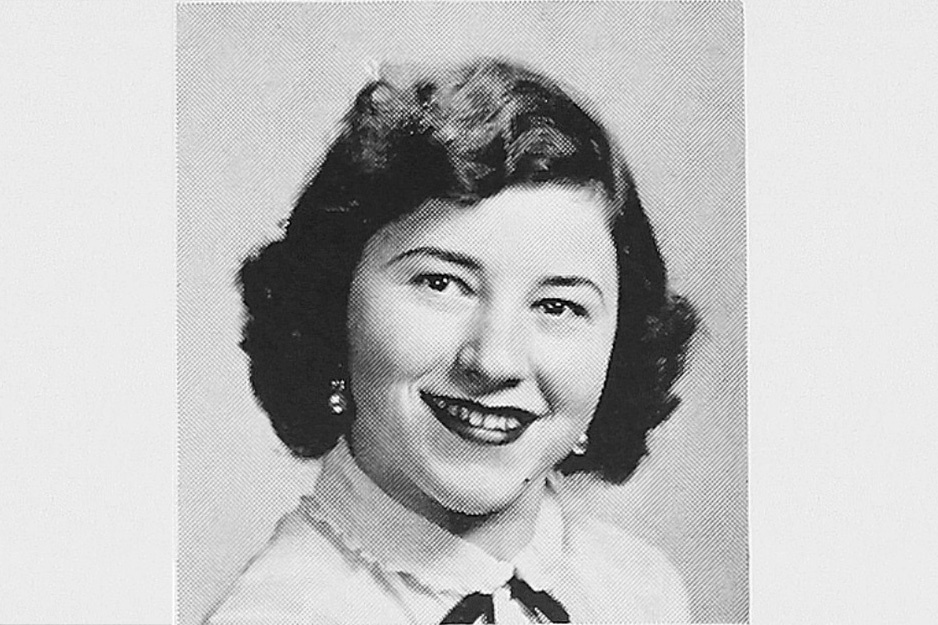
[203,505,383,625]
[551,478,691,622]
[572,515,690,622]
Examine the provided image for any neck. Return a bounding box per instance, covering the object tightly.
[348,438,547,562]
[437,477,546,562]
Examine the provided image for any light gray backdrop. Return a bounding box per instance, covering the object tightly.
[177,3,747,623]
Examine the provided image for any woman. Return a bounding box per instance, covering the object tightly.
[208,58,697,624]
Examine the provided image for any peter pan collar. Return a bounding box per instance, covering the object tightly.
[301,437,564,596]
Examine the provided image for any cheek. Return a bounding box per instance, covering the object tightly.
[538,332,615,418]
[348,288,462,400]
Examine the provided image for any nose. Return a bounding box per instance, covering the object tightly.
[455,301,532,393]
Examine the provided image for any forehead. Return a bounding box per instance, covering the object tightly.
[360,185,618,281]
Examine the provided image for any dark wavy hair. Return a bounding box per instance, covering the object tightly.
[239,58,697,484]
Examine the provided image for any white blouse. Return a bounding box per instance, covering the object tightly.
[205,439,690,624]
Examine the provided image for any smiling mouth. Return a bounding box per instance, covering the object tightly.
[420,391,539,446]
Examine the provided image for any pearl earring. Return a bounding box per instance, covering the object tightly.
[572,432,589,456]
[328,379,348,415]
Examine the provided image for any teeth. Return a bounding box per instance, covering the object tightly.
[430,394,529,433]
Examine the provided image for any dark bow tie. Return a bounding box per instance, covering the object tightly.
[440,574,570,624]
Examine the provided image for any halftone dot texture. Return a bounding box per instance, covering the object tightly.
[178,2,746,624]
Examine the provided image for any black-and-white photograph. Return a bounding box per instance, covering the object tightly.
[8,1,938,624]
[177,3,746,623]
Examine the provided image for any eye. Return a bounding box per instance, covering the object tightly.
[413,273,472,297]
[535,298,588,319]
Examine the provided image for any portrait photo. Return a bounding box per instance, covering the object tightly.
[177,2,747,623]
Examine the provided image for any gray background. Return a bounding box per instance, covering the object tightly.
[4,1,938,624]
[177,3,746,623]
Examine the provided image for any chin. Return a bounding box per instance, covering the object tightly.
[434,486,522,517]
[418,460,536,517]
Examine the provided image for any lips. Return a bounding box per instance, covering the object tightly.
[420,391,538,446]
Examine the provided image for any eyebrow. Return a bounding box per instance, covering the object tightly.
[387,246,607,303]
[386,246,483,272]
[541,276,606,304]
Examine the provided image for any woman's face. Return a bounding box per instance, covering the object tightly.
[347,185,619,516]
